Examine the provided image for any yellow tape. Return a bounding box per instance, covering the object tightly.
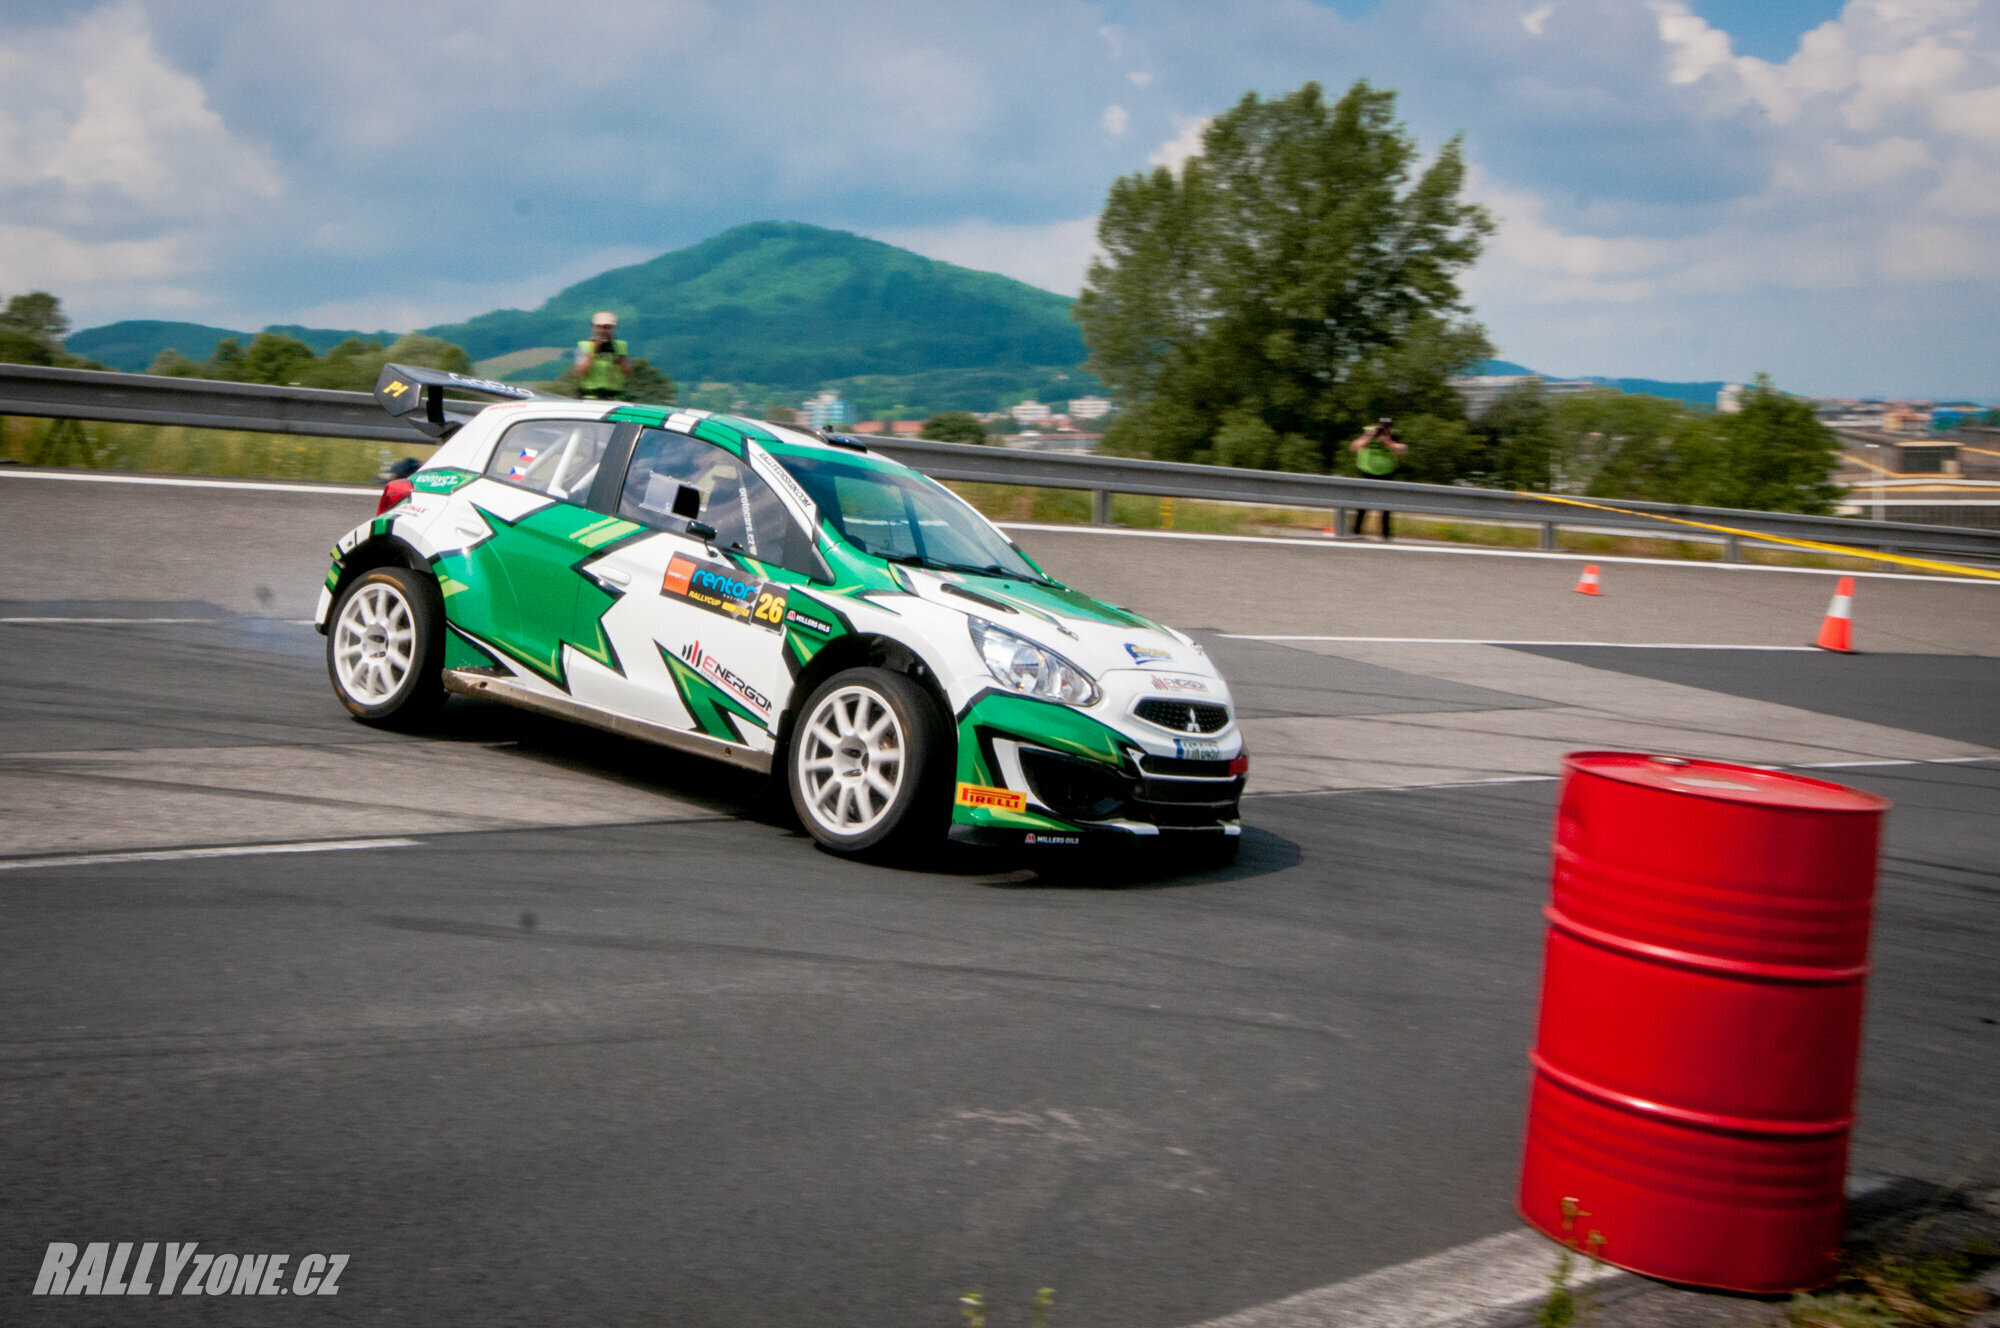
[1518,491,2000,582]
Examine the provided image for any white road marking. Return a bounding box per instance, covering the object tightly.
[0,468,377,496]
[0,837,419,873]
[1181,1227,1623,1328]
[999,521,2000,585]
[1226,635,1821,649]
[0,617,319,626]
[1245,774,1558,798]
[1244,757,1996,799]
[0,616,221,625]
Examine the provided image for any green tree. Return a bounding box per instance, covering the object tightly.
[146,348,206,376]
[1473,380,1563,491]
[1698,374,1840,512]
[1075,79,1494,471]
[0,330,56,366]
[0,291,69,344]
[239,332,318,385]
[621,357,675,405]
[920,410,987,444]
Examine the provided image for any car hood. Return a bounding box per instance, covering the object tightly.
[900,567,1222,682]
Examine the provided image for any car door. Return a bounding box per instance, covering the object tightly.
[563,425,818,749]
[437,416,628,689]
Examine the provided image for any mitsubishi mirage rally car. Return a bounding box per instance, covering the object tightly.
[316,364,1246,857]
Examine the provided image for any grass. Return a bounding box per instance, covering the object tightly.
[1783,1244,1994,1327]
[0,415,434,485]
[0,416,1911,574]
[945,481,1889,573]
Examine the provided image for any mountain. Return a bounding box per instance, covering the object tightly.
[419,221,1088,389]
[1463,358,1724,408]
[66,320,399,371]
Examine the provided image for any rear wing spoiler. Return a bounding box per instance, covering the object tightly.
[373,363,549,439]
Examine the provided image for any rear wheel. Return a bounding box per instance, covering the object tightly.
[327,566,443,726]
[788,668,948,855]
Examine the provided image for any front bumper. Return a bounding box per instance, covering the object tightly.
[950,690,1243,847]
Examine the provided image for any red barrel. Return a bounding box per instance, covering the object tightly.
[1519,752,1887,1293]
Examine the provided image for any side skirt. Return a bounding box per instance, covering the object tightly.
[442,669,774,775]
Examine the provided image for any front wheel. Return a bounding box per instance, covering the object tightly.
[788,668,948,855]
[327,566,443,726]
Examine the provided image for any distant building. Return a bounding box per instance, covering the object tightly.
[1449,374,1597,418]
[801,391,850,428]
[1067,396,1113,420]
[889,420,925,436]
[1718,383,1745,414]
[1009,400,1052,424]
[851,420,886,435]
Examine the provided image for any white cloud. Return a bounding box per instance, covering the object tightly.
[1101,104,1130,136]
[274,245,657,335]
[0,4,279,320]
[1128,71,1155,88]
[1149,115,1211,174]
[864,216,1099,296]
[1521,5,1555,38]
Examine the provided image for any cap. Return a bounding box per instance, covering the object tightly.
[592,312,618,327]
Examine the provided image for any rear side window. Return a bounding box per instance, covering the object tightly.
[486,419,616,502]
[619,427,815,574]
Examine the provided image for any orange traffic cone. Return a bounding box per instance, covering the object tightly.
[1574,564,1603,596]
[1814,577,1856,652]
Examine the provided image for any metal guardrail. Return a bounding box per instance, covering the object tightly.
[6,363,2000,565]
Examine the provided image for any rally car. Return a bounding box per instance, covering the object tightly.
[317,364,1245,857]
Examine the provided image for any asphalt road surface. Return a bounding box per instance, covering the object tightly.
[2,470,1996,1326]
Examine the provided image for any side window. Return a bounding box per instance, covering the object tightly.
[619,428,814,573]
[486,419,616,502]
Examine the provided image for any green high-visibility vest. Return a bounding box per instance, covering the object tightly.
[578,339,627,394]
[1357,440,1397,476]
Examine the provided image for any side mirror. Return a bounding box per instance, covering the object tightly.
[671,484,703,520]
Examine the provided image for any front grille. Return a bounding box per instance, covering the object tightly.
[1134,699,1230,734]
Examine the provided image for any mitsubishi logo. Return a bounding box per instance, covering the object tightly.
[1184,710,1201,733]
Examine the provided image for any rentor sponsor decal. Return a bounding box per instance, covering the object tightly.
[662,553,785,631]
[1149,674,1209,693]
[955,782,1027,814]
[679,641,774,716]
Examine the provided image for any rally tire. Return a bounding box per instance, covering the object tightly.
[327,566,445,727]
[787,668,949,856]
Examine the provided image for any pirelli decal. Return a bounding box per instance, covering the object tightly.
[956,782,1026,814]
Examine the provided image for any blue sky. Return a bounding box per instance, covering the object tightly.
[3,0,1995,399]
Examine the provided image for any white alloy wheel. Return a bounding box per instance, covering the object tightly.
[795,684,908,837]
[333,579,418,706]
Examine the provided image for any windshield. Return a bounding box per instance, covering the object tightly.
[776,452,1045,581]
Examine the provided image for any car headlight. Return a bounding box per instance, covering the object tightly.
[968,618,1100,706]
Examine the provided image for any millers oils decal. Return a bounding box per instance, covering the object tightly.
[956,782,1027,813]
[661,553,784,631]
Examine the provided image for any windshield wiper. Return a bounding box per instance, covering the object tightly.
[877,553,1050,583]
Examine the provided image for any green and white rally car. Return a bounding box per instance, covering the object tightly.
[317,365,1245,856]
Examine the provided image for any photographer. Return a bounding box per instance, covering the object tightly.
[574,312,631,400]
[1347,417,1407,539]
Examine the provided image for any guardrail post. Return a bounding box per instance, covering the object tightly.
[1540,521,1558,551]
[1724,534,1742,562]
[1091,489,1111,526]
[1332,507,1352,538]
